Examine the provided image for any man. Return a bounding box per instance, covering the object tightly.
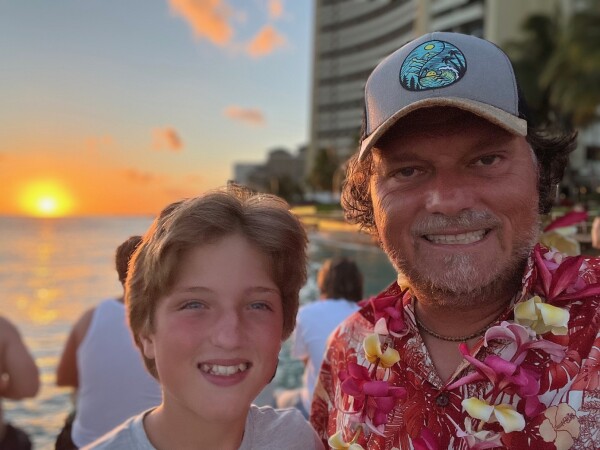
[310,32,600,449]
[592,216,600,250]
[56,236,161,449]
[0,316,39,450]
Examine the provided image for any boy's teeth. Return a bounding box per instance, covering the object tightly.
[200,363,249,376]
[425,230,486,245]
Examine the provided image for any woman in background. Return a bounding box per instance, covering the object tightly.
[289,257,363,416]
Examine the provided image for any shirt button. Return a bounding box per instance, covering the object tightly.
[436,393,449,407]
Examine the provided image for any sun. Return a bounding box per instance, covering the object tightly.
[19,181,74,217]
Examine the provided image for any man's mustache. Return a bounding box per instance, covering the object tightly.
[411,210,502,236]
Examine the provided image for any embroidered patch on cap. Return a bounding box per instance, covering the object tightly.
[399,40,467,91]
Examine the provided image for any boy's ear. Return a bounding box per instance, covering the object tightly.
[140,332,156,360]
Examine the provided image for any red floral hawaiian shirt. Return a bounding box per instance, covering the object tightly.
[310,246,600,449]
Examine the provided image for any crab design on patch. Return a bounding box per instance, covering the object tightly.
[400,40,467,91]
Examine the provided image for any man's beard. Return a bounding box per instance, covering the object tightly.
[383,210,540,308]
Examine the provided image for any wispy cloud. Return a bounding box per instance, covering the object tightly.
[246,25,286,57]
[122,168,164,185]
[168,0,239,45]
[152,127,183,151]
[224,106,265,126]
[268,0,283,19]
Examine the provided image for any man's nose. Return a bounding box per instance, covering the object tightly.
[424,171,476,216]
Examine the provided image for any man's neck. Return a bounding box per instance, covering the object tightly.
[411,283,517,340]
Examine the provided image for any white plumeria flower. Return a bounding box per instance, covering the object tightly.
[514,296,569,335]
[328,431,365,450]
[363,333,400,368]
[462,398,525,433]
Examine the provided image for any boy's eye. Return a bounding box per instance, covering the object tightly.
[181,301,205,310]
[249,302,273,311]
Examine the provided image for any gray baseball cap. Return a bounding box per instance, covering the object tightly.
[359,31,528,160]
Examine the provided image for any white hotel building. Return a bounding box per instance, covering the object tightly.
[306,0,597,189]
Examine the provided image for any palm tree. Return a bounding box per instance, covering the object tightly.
[504,0,600,130]
[541,4,600,128]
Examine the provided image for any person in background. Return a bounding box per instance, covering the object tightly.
[287,257,363,416]
[592,216,600,251]
[85,184,323,449]
[55,236,161,449]
[0,316,39,450]
[311,32,600,449]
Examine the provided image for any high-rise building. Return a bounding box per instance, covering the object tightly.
[306,0,575,175]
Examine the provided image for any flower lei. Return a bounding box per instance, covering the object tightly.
[328,244,600,450]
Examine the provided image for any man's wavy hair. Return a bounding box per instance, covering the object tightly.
[342,106,577,241]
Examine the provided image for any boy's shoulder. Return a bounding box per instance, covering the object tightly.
[82,409,155,450]
[244,405,323,450]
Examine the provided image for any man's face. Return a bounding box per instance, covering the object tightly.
[369,110,540,303]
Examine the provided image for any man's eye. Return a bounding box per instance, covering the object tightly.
[475,155,500,166]
[392,167,420,178]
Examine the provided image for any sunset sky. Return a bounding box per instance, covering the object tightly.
[0,0,312,217]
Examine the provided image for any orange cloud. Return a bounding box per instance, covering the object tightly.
[246,25,286,57]
[224,106,265,126]
[268,0,283,19]
[168,0,237,45]
[152,127,183,151]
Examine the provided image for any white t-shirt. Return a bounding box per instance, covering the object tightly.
[83,405,324,450]
[291,299,360,411]
[72,299,162,448]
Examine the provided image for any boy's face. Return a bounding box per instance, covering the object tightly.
[141,233,283,424]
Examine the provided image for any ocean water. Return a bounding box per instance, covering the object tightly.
[0,216,395,449]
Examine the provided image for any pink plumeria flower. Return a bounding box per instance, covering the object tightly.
[369,291,409,337]
[340,362,372,411]
[449,343,547,417]
[363,334,400,368]
[485,321,567,364]
[534,245,600,304]
[462,398,525,433]
[514,296,569,335]
[450,344,540,395]
[450,417,504,450]
[362,380,407,427]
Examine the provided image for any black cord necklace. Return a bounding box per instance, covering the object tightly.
[415,313,502,342]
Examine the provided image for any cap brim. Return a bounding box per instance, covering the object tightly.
[359,98,528,160]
